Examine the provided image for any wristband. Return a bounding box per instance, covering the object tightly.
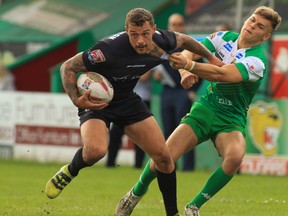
[184,59,189,70]
[184,59,192,70]
[189,61,196,71]
[184,60,195,71]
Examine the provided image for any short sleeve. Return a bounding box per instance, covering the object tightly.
[235,56,265,82]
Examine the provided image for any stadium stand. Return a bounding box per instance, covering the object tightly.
[0,0,184,92]
[185,0,288,33]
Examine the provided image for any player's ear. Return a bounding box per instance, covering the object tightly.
[262,32,271,41]
[153,24,157,31]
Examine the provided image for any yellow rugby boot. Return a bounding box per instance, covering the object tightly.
[45,164,74,199]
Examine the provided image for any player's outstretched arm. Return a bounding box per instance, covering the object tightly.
[175,32,222,66]
[169,52,243,83]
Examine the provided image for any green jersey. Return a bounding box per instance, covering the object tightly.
[200,31,266,122]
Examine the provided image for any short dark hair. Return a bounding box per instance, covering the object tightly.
[125,8,154,27]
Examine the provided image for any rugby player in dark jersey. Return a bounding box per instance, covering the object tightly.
[45,8,221,216]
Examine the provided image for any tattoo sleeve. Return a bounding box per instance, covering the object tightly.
[60,53,87,105]
[176,33,213,60]
[150,42,165,57]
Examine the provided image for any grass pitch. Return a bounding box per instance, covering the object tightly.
[0,159,287,216]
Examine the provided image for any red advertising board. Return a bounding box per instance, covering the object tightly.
[271,35,288,98]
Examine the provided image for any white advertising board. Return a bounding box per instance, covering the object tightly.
[0,91,134,164]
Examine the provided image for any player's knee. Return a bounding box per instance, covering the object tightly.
[152,151,174,172]
[223,154,244,174]
[83,146,107,164]
[231,157,243,169]
[233,150,245,166]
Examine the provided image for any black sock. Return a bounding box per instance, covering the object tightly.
[156,168,178,216]
[68,148,91,177]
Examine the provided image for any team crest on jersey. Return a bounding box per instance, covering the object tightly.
[88,49,106,64]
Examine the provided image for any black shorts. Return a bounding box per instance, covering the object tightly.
[78,93,152,128]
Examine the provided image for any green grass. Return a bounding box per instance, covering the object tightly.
[0,159,287,216]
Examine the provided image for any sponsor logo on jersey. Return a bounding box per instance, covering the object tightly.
[126,65,145,68]
[215,52,223,61]
[246,62,255,73]
[108,31,125,40]
[235,53,243,59]
[223,43,233,52]
[217,96,233,106]
[218,50,225,59]
[216,32,224,37]
[88,49,106,64]
[111,74,141,82]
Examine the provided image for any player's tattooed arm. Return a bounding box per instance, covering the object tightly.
[60,52,87,105]
[149,42,165,57]
[175,32,223,66]
[175,32,213,59]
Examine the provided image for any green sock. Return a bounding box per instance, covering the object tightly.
[133,159,157,196]
[187,166,233,208]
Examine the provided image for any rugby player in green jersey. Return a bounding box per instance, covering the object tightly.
[116,6,281,216]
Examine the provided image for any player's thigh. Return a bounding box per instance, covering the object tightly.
[124,116,167,157]
[166,123,198,162]
[80,118,109,152]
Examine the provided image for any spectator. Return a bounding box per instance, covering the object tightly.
[153,13,202,171]
[0,63,15,91]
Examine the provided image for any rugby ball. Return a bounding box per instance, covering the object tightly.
[77,72,114,103]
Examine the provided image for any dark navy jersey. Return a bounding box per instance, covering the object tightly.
[82,29,177,101]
